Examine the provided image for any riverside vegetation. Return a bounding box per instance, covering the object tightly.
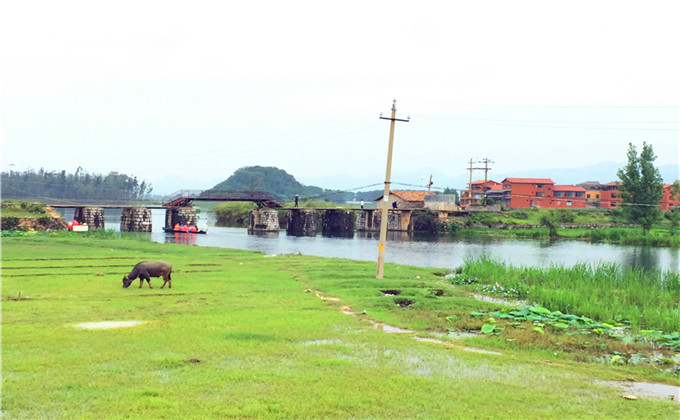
[1,233,678,418]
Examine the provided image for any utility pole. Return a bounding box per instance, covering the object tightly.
[466,158,489,206]
[467,159,474,207]
[480,157,493,205]
[377,100,409,279]
[427,175,433,192]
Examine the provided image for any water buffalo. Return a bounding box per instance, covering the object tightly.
[123,261,172,289]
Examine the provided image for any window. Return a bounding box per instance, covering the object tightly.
[611,202,617,207]
[536,192,545,197]
[586,193,591,199]
[555,192,564,197]
[565,192,575,197]
[576,192,585,197]
[567,201,573,206]
[596,194,600,199]
[611,193,617,198]
[536,184,545,188]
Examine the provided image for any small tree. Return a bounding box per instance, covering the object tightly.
[616,142,664,235]
[539,209,559,238]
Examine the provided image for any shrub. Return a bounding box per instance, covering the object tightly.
[510,210,529,219]
[554,209,575,223]
[1,216,21,231]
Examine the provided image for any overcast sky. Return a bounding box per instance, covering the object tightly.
[2,0,678,194]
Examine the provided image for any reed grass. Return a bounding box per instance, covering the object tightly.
[457,257,680,333]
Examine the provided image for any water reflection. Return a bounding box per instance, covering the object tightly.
[165,232,198,246]
[623,247,659,271]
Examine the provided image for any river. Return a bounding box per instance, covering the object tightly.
[57,208,679,272]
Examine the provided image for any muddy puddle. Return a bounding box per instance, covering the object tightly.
[596,380,679,403]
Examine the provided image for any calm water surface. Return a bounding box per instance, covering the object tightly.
[59,208,679,272]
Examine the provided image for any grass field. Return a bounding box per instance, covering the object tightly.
[2,234,679,419]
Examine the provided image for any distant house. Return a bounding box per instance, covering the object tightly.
[551,185,586,208]
[500,178,555,208]
[461,180,502,206]
[374,190,434,209]
[599,182,623,209]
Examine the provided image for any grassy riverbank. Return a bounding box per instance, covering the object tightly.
[2,234,678,418]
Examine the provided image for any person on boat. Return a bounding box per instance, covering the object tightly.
[180,224,189,232]
[174,223,180,231]
[189,225,198,232]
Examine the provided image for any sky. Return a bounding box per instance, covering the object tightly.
[2,0,678,195]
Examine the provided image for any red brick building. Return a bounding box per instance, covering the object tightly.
[460,180,502,207]
[661,184,680,211]
[551,185,586,208]
[598,182,623,209]
[500,178,555,208]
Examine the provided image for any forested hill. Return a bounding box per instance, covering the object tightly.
[212,166,380,202]
[1,168,152,202]
[212,166,323,200]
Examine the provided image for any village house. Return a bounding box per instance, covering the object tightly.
[598,182,623,209]
[500,178,555,208]
[374,190,435,209]
[460,180,502,207]
[463,178,675,211]
[551,185,586,208]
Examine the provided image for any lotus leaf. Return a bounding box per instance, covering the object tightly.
[529,306,551,315]
[551,322,570,329]
[481,324,496,334]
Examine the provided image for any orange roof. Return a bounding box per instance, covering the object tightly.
[392,190,434,202]
[553,185,586,192]
[470,180,502,190]
[605,181,622,186]
[375,190,434,202]
[502,178,554,184]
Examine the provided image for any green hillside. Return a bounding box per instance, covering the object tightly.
[212,166,326,201]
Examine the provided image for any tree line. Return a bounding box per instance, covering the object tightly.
[1,167,152,202]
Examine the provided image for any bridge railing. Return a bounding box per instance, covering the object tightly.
[163,189,204,204]
[198,190,281,202]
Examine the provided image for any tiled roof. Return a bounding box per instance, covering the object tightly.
[392,190,434,202]
[502,178,554,184]
[374,190,434,202]
[471,180,502,190]
[553,185,586,192]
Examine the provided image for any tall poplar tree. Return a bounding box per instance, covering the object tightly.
[616,142,664,235]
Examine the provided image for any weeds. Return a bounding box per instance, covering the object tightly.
[454,257,680,333]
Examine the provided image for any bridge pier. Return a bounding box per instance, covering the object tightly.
[248,208,280,232]
[322,210,355,237]
[121,207,152,232]
[286,209,319,236]
[165,207,197,228]
[356,209,410,232]
[73,206,105,229]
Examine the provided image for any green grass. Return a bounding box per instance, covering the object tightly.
[2,235,679,419]
[455,257,680,333]
[1,200,47,218]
